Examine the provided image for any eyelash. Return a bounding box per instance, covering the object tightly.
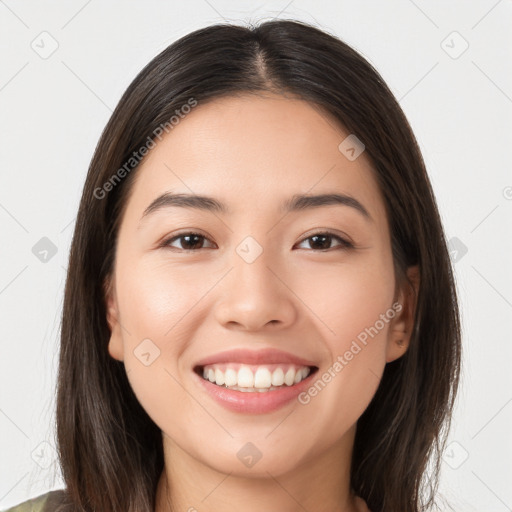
[160,230,354,252]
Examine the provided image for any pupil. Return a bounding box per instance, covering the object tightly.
[183,234,202,249]
[180,234,333,250]
[310,234,330,250]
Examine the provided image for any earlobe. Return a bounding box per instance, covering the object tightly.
[104,276,116,330]
[107,334,124,361]
[104,276,124,362]
[385,265,420,363]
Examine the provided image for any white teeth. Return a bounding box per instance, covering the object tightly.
[215,368,224,386]
[237,366,254,387]
[295,368,309,384]
[284,367,295,386]
[224,368,237,387]
[225,385,283,392]
[200,363,312,391]
[254,367,272,388]
[271,367,285,386]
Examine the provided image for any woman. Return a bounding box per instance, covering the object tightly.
[4,18,461,512]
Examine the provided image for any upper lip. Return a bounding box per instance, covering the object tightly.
[193,348,319,369]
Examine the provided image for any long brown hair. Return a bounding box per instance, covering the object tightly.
[53,19,461,512]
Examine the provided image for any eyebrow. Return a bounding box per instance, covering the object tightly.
[140,191,372,223]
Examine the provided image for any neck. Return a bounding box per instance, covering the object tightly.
[155,425,361,512]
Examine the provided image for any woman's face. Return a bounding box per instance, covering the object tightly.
[106,92,414,477]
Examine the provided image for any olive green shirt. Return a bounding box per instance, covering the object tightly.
[3,490,373,511]
[2,490,64,512]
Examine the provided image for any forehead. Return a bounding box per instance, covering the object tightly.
[123,93,387,226]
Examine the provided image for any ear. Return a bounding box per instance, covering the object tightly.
[385,265,420,363]
[104,275,124,362]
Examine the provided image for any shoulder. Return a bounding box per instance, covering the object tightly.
[2,489,67,512]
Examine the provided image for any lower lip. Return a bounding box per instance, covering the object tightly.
[193,369,316,414]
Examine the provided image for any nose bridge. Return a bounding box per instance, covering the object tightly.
[214,234,296,329]
[232,234,280,297]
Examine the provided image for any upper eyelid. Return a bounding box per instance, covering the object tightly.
[159,231,215,250]
[161,230,353,249]
[298,228,353,244]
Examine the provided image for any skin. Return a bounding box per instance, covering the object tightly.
[105,92,419,512]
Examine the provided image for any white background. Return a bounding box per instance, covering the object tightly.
[0,1,511,511]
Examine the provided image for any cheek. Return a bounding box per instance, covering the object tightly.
[293,251,396,348]
[291,251,395,408]
[112,257,204,413]
[116,256,205,338]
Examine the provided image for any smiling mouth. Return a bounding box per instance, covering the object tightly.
[194,363,319,392]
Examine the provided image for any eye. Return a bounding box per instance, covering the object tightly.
[160,230,354,252]
[161,232,216,251]
[294,231,354,251]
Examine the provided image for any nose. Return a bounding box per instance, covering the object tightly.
[214,249,297,332]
